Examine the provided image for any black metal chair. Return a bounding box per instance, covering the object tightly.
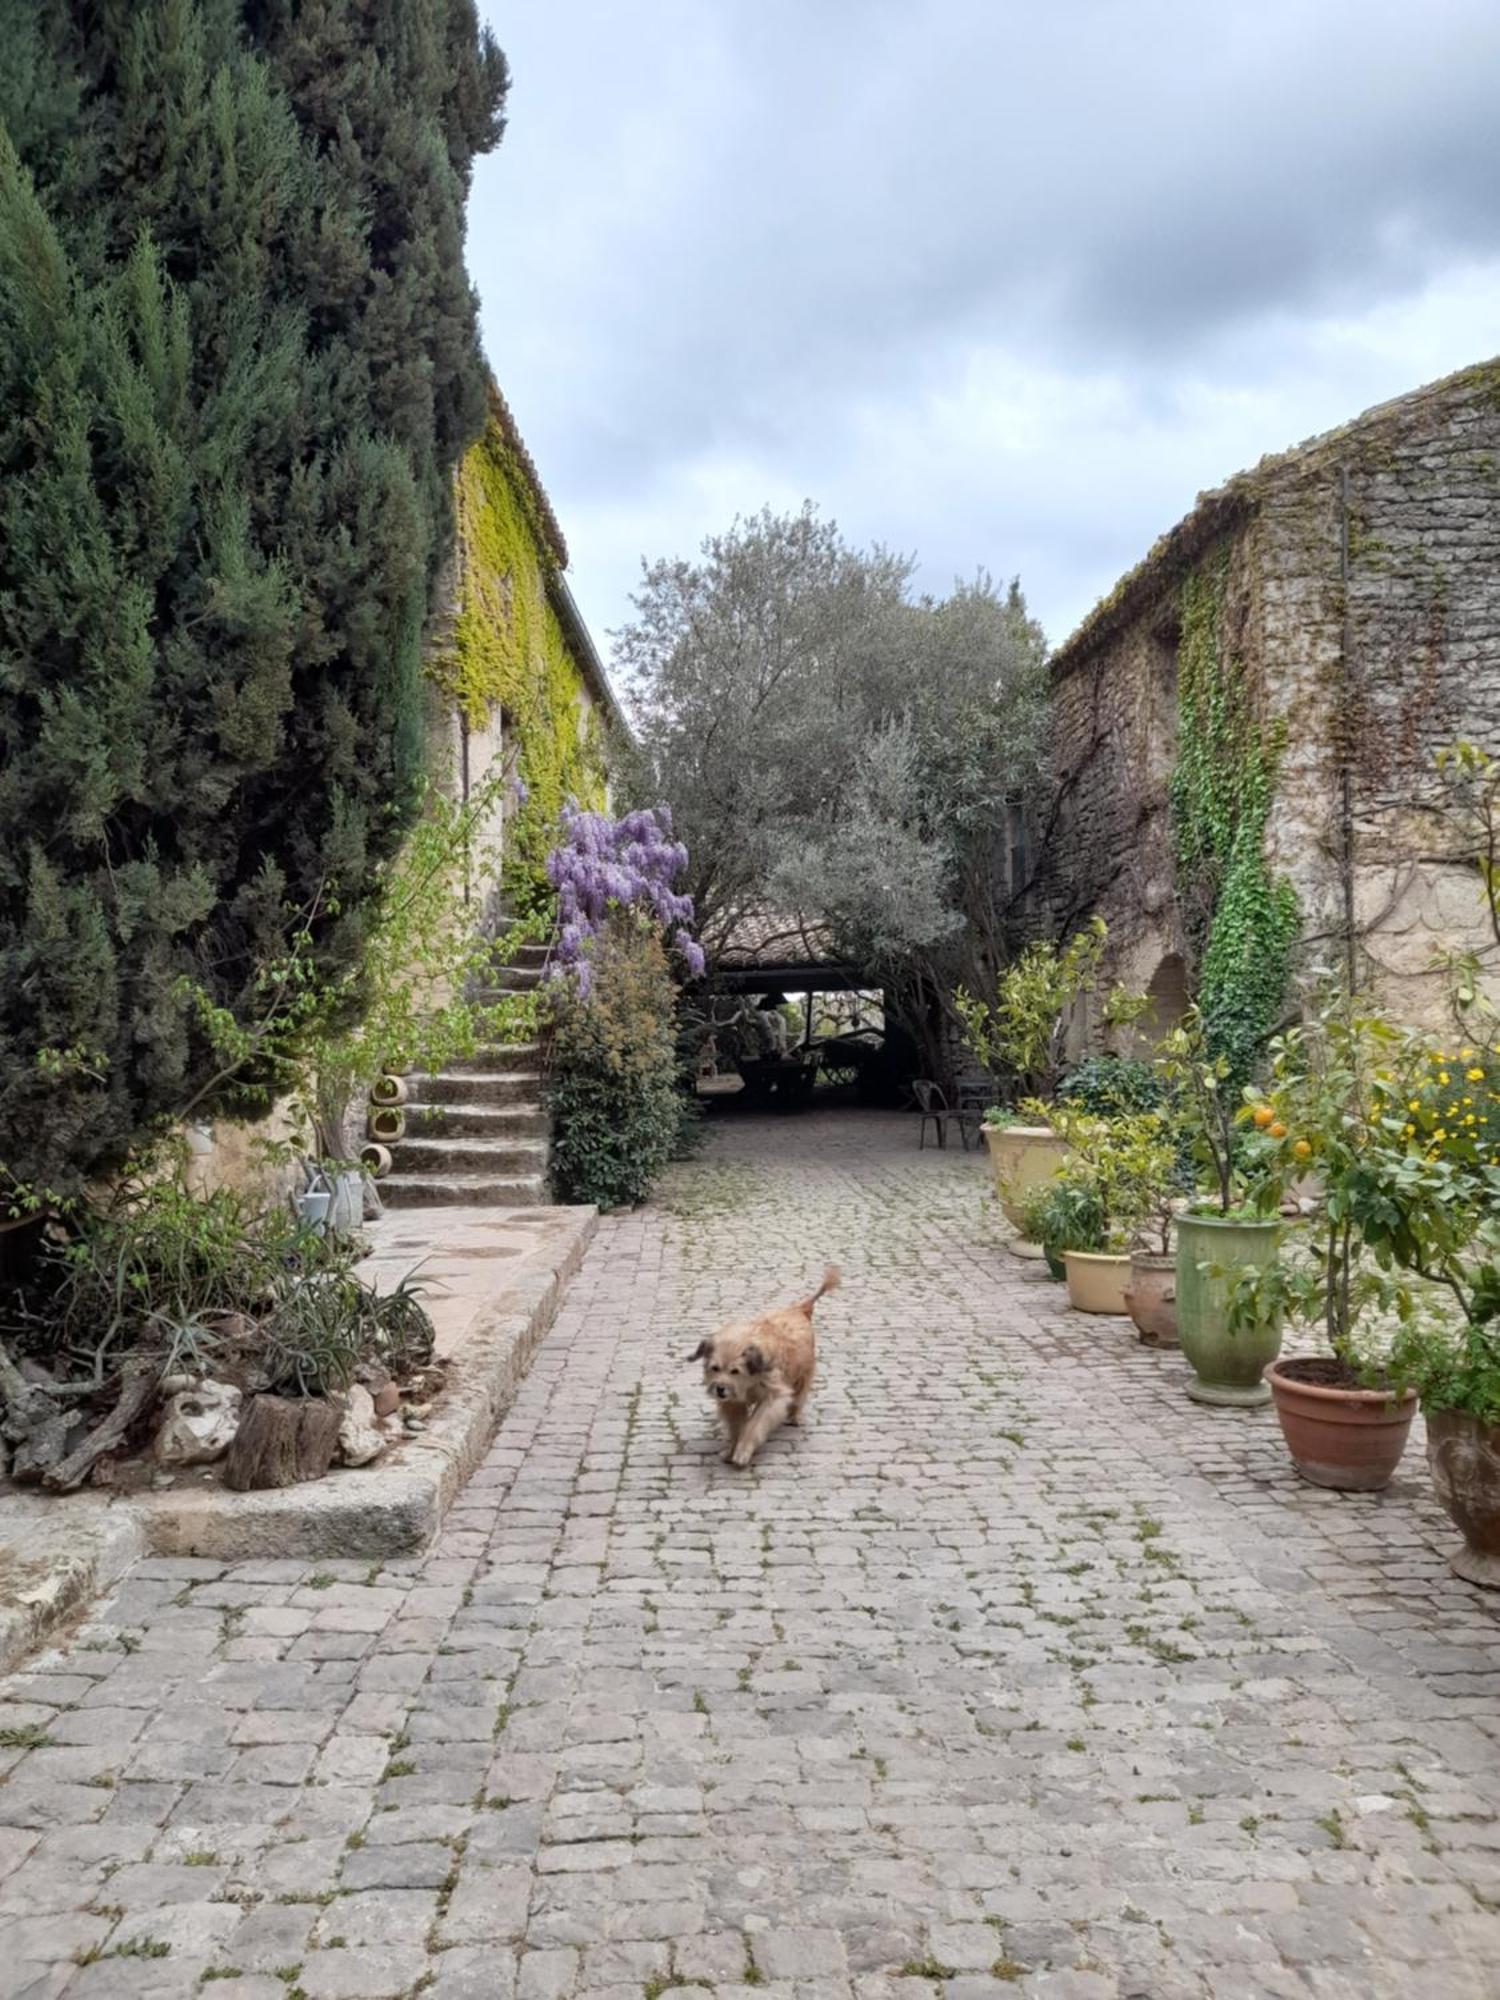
[911,1079,977,1151]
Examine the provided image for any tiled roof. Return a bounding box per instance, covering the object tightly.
[715,909,842,968]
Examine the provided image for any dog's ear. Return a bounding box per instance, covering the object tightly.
[687,1340,711,1363]
[743,1344,767,1375]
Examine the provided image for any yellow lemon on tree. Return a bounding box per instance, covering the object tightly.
[1292,1139,1312,1160]
[1252,1106,1274,1129]
[1269,1120,1287,1139]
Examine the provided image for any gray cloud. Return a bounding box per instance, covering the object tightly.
[470,0,1500,653]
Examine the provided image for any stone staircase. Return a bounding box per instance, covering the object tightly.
[377,937,552,1208]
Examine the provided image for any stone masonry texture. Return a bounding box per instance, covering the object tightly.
[4,1110,1500,1998]
[1043,359,1500,1023]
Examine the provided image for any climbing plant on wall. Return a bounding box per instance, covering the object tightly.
[1169,554,1299,1087]
[434,411,609,913]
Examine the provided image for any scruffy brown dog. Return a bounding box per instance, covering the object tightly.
[690,1267,840,1467]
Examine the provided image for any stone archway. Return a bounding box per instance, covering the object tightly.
[1144,951,1188,1036]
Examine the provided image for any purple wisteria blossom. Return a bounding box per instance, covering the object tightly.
[545,802,703,987]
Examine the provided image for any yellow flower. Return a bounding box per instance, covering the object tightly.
[1438,1070,1451,1086]
[1461,1047,1474,1061]
[1408,1099,1421,1113]
[1434,1128,1448,1141]
[1403,1124,1415,1138]
[1468,1067,1485,1082]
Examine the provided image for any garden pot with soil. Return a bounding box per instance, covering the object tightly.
[984,1124,1070,1246]
[1176,1213,1282,1407]
[1124,1252,1177,1346]
[1427,1408,1500,1588]
[1063,1249,1132,1315]
[1267,1358,1417,1491]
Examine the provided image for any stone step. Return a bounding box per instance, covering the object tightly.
[402,1101,548,1139]
[388,1134,549,1177]
[405,1070,544,1107]
[473,964,545,993]
[379,1173,547,1208]
[444,1042,546,1076]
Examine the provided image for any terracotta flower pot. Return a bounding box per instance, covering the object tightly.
[1063,1249,1132,1315]
[1124,1252,1177,1346]
[371,1074,408,1106]
[368,1104,406,1142]
[1175,1213,1282,1407]
[1427,1408,1500,1588]
[1267,1359,1417,1492]
[983,1124,1071,1253]
[360,1142,393,1179]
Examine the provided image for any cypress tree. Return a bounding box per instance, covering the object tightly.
[0,1,506,1199]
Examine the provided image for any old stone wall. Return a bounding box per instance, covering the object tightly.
[1256,367,1500,1020]
[1043,361,1500,1031]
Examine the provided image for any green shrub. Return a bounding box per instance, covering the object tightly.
[2,1169,432,1391]
[1057,1056,1161,1118]
[547,919,682,1210]
[1021,1178,1106,1275]
[0,3,507,1202]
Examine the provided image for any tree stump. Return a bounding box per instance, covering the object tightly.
[224,1394,343,1490]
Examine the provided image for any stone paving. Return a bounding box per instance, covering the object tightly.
[4,1109,1500,1999]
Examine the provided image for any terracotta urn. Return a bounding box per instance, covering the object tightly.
[1124,1252,1177,1345]
[1267,1359,1417,1492]
[1427,1408,1500,1588]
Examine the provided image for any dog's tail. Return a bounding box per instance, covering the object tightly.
[799,1264,841,1316]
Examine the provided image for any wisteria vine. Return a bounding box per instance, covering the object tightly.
[545,802,705,994]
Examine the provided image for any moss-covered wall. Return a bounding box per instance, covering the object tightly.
[429,405,610,912]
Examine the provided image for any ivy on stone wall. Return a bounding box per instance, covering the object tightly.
[433,413,609,910]
[1169,554,1298,1086]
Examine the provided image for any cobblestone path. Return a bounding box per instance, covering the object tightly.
[5,1111,1500,2000]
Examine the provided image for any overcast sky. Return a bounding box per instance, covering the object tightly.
[469,0,1500,665]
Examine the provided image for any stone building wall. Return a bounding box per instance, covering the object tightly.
[1043,360,1500,1030]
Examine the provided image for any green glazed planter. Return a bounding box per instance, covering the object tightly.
[1175,1213,1282,1407]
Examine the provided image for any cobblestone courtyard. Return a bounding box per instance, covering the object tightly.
[5,1111,1500,1999]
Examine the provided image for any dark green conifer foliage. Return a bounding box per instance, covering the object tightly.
[0,2,506,1197]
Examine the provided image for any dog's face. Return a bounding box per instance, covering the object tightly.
[690,1328,768,1406]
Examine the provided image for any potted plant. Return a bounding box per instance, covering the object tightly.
[1048,1106,1176,1317]
[1020,1178,1105,1283]
[1358,1042,1500,1575]
[1124,1158,1180,1347]
[1156,1011,1287,1405]
[958,919,1139,1244]
[1370,1125,1500,1576]
[1232,998,1420,1489]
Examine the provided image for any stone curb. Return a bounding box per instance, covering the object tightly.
[0,1502,146,1679]
[0,1206,597,1667]
[136,1205,597,1561]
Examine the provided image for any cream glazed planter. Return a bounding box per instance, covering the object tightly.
[1063,1249,1132,1315]
[983,1124,1071,1255]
